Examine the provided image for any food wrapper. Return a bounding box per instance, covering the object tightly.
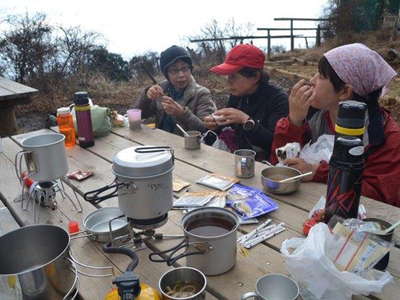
[196,174,239,191]
[173,177,191,192]
[173,191,216,208]
[67,170,93,181]
[276,142,300,162]
[206,192,227,208]
[227,184,278,220]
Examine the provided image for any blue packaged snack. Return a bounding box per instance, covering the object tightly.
[226,184,278,220]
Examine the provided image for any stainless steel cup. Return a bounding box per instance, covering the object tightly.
[159,267,207,300]
[241,273,299,300]
[234,149,256,178]
[184,131,201,150]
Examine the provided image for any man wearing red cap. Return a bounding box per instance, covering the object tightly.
[204,44,288,159]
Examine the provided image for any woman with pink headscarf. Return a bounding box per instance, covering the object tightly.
[270,43,400,207]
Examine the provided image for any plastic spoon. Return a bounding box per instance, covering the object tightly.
[176,124,190,137]
[279,171,313,183]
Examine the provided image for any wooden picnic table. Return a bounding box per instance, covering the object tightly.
[1,125,400,300]
[0,77,38,136]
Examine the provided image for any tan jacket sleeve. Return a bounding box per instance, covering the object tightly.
[176,87,216,132]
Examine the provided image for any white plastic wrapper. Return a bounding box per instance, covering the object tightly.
[299,134,334,164]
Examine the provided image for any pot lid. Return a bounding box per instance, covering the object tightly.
[112,146,174,178]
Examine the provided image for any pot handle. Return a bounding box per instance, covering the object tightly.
[148,239,209,266]
[64,258,79,300]
[84,181,126,204]
[134,146,172,153]
[14,150,32,184]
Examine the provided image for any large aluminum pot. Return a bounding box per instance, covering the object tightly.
[159,267,207,300]
[261,166,302,195]
[15,133,68,182]
[0,224,77,300]
[150,207,239,276]
[84,146,174,229]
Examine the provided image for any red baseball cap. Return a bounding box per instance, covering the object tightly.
[210,44,265,75]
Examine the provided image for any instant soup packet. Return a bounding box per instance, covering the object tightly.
[173,191,216,208]
[226,184,278,220]
[196,174,239,191]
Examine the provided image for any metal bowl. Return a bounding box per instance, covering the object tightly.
[261,166,302,195]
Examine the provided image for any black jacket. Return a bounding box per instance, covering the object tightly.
[228,80,288,158]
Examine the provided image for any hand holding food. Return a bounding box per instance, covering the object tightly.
[212,108,249,126]
[161,96,185,117]
[146,84,165,100]
[288,79,315,126]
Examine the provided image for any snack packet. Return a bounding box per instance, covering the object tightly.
[173,177,191,192]
[67,170,93,181]
[173,191,216,208]
[196,174,239,191]
[226,184,278,220]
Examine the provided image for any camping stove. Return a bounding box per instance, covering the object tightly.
[18,177,82,223]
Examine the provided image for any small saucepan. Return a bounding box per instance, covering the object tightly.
[72,207,130,244]
[261,166,302,195]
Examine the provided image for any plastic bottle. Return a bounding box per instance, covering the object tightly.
[74,91,95,148]
[56,107,76,148]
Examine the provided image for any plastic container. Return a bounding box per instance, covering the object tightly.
[57,107,76,148]
[74,91,94,148]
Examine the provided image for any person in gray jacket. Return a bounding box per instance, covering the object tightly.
[134,45,216,134]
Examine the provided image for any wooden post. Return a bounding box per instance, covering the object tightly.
[316,24,321,47]
[267,29,271,60]
[304,37,309,49]
[290,19,294,51]
[0,102,18,136]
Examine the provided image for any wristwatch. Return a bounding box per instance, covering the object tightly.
[242,118,256,131]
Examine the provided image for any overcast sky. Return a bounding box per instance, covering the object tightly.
[0,0,328,59]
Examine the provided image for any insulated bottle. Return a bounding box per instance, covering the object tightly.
[74,91,94,148]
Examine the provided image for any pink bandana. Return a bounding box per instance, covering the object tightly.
[324,43,397,97]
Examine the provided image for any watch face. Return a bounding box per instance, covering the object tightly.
[243,119,255,131]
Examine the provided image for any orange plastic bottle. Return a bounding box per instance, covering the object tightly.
[57,107,76,148]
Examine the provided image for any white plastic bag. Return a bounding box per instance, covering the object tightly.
[299,134,334,164]
[201,130,231,152]
[281,223,392,300]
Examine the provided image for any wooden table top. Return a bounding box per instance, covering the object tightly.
[0,76,38,102]
[1,125,400,300]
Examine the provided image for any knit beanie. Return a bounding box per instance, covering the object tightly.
[160,45,192,77]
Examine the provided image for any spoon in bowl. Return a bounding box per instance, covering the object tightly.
[279,171,313,183]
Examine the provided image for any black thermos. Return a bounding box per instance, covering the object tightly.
[324,101,367,224]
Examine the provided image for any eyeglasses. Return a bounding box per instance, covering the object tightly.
[168,66,191,76]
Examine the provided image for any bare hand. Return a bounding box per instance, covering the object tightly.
[213,108,249,126]
[146,85,164,100]
[283,158,318,181]
[288,79,315,126]
[161,96,184,117]
[203,115,218,130]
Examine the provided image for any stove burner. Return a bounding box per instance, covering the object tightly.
[128,213,168,230]
[17,178,83,223]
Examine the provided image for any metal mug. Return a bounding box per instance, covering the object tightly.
[159,267,207,300]
[363,218,393,271]
[15,133,68,182]
[241,273,299,300]
[234,149,256,178]
[184,131,201,150]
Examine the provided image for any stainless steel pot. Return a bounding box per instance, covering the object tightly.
[0,224,78,300]
[150,207,239,276]
[261,166,302,195]
[15,133,68,182]
[159,267,207,300]
[84,146,174,229]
